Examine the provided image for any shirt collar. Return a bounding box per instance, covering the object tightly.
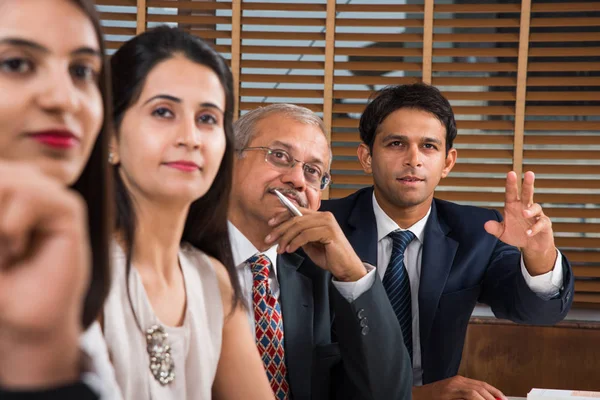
[228,221,278,271]
[372,192,430,244]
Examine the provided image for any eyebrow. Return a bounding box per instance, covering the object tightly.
[0,38,101,58]
[422,136,444,146]
[143,94,224,114]
[72,47,102,58]
[144,94,181,105]
[270,140,326,167]
[382,134,443,146]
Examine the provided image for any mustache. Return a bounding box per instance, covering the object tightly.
[268,187,308,208]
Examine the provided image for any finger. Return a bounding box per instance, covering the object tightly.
[527,215,552,237]
[0,184,84,264]
[476,390,496,400]
[471,385,497,400]
[0,190,13,268]
[484,220,504,239]
[267,217,309,251]
[272,213,334,252]
[276,225,308,254]
[521,170,535,207]
[0,192,32,257]
[268,210,294,227]
[0,239,8,270]
[269,201,312,224]
[479,381,505,400]
[285,226,328,253]
[266,211,326,245]
[505,171,519,203]
[269,205,313,225]
[523,203,542,219]
[457,388,486,400]
[3,186,81,243]
[265,217,300,245]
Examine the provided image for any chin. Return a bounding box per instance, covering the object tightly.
[392,194,430,208]
[37,159,81,187]
[163,182,210,203]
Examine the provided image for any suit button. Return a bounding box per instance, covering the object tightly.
[361,326,370,336]
[357,308,366,319]
[360,318,368,327]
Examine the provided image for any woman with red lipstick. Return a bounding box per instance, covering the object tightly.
[0,0,115,399]
[102,26,273,399]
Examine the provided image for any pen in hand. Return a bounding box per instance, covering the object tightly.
[272,189,303,217]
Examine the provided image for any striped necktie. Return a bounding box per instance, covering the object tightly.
[248,254,290,400]
[382,229,416,361]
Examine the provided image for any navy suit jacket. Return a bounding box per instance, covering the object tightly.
[321,186,574,384]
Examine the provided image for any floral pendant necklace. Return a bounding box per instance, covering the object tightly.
[146,324,175,385]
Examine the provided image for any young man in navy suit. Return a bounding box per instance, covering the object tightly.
[320,83,574,400]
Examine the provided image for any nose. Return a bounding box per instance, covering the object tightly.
[280,162,307,192]
[404,144,422,168]
[37,65,80,115]
[176,116,202,149]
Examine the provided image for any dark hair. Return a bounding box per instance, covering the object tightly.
[110,26,241,311]
[69,0,112,329]
[359,83,457,154]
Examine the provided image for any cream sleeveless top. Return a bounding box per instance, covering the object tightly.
[103,243,224,400]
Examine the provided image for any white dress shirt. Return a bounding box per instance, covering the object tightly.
[227,221,377,332]
[370,193,564,386]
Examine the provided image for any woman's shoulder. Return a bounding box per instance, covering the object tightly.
[179,244,229,294]
[180,244,226,276]
[180,244,233,314]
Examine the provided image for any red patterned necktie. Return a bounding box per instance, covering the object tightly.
[248,254,290,400]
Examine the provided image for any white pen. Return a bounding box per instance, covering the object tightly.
[273,189,303,217]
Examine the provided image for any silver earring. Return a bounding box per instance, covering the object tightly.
[108,152,114,164]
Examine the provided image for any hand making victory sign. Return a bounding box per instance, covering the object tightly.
[484,171,558,276]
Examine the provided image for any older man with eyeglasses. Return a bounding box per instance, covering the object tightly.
[228,104,413,400]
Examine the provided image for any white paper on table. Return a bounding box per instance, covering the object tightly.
[528,389,600,400]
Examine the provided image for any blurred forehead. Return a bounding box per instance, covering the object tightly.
[0,0,99,55]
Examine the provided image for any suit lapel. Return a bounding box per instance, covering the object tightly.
[277,252,313,399]
[419,200,458,354]
[347,187,378,266]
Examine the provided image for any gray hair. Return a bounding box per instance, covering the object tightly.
[233,104,332,168]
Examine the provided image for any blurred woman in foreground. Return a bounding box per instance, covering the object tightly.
[0,0,114,398]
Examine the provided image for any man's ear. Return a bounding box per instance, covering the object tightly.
[357,144,372,174]
[441,147,457,178]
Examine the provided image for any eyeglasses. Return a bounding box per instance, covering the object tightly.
[239,146,331,190]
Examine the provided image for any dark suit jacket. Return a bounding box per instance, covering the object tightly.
[320,186,574,384]
[277,250,412,400]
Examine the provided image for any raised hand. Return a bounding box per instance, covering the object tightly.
[265,208,367,282]
[0,162,90,388]
[484,171,557,275]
